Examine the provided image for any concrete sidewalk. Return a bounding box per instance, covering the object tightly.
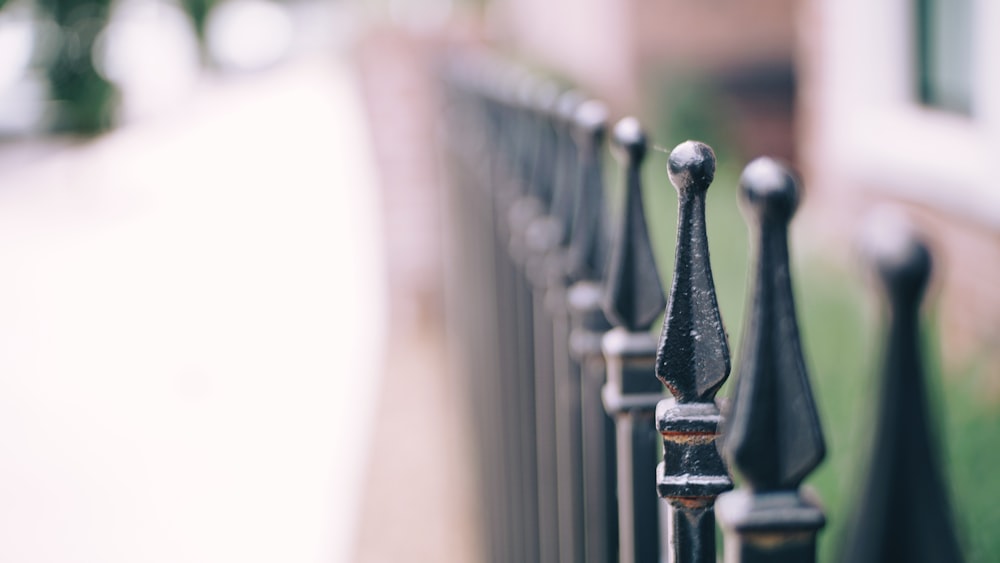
[0,56,385,563]
[350,28,481,563]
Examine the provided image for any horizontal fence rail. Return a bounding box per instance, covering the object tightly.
[438,51,965,563]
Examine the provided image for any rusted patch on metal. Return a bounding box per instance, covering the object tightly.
[660,431,716,445]
[744,531,812,549]
[669,496,713,510]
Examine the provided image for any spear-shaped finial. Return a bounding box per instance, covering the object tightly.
[566,100,609,283]
[842,209,964,563]
[716,157,825,563]
[654,140,733,563]
[603,117,667,331]
[600,117,667,562]
[655,141,731,403]
[723,158,825,490]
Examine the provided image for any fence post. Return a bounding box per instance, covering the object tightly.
[842,211,965,563]
[716,158,826,563]
[654,141,734,563]
[485,66,520,563]
[601,117,667,563]
[444,57,511,563]
[547,91,589,563]
[565,100,619,563]
[504,77,558,563]
[495,68,547,563]
[521,86,576,563]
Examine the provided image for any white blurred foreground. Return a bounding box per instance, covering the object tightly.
[0,55,386,562]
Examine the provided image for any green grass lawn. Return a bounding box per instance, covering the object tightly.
[611,149,1000,562]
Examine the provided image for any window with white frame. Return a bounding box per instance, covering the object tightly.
[817,0,1000,227]
[915,0,973,114]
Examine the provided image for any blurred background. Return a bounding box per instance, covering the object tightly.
[0,0,995,561]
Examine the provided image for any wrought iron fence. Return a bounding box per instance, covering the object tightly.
[438,52,964,563]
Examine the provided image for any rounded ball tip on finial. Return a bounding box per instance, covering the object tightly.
[472,53,501,94]
[738,157,799,222]
[860,206,932,298]
[533,80,560,113]
[575,100,608,134]
[514,70,539,109]
[556,89,586,123]
[612,116,647,162]
[667,141,716,194]
[573,99,607,147]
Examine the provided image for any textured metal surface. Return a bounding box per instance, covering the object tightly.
[656,141,731,403]
[655,141,733,563]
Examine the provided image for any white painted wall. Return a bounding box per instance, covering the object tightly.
[498,0,636,107]
[811,0,1000,227]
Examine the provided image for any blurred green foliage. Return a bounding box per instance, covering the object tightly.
[180,0,214,42]
[25,0,225,134]
[37,0,117,134]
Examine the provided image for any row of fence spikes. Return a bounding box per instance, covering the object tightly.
[439,51,965,563]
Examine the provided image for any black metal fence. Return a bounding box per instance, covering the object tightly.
[438,52,964,563]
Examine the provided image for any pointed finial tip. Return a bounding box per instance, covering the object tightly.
[612,117,646,162]
[667,141,716,193]
[739,157,799,222]
[861,206,932,298]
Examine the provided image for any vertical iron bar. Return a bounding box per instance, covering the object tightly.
[506,77,555,563]
[508,76,544,563]
[508,176,543,563]
[569,281,616,563]
[603,331,666,563]
[522,82,564,563]
[717,158,826,563]
[842,210,964,563]
[601,118,668,563]
[480,76,513,563]
[491,76,527,563]
[547,90,587,563]
[565,100,618,563]
[654,141,734,563]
